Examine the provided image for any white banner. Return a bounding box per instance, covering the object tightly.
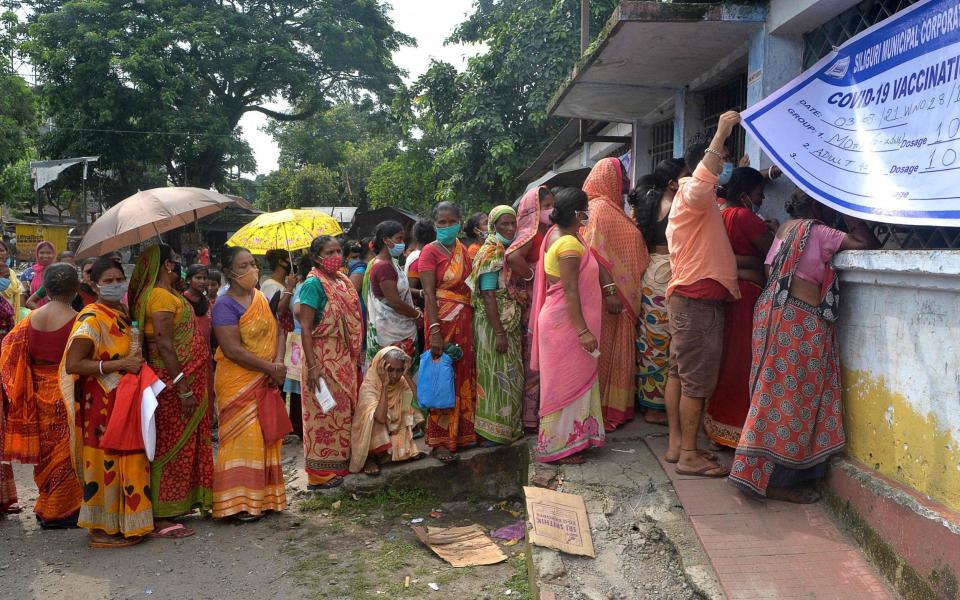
[29,156,98,191]
[742,0,960,226]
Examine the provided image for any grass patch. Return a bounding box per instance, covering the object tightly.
[300,488,439,519]
[505,554,533,600]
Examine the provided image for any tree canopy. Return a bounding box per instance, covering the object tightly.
[17,0,411,197]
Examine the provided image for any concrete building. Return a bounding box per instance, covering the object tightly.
[523,1,960,596]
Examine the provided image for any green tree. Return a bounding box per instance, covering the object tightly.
[257,164,341,211]
[0,13,35,170]
[20,0,412,195]
[365,149,440,216]
[400,0,618,211]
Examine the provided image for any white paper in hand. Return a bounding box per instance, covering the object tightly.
[314,378,337,414]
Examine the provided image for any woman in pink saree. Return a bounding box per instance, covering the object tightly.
[531,188,605,463]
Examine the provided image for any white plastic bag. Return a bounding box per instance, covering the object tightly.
[314,377,337,414]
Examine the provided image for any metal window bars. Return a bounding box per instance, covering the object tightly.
[649,119,675,171]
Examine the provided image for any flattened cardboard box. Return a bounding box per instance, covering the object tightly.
[523,486,595,557]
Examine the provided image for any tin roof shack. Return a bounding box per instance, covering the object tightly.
[532,1,960,597]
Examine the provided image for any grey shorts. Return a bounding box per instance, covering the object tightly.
[667,294,725,399]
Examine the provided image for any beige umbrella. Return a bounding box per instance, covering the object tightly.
[76,187,242,258]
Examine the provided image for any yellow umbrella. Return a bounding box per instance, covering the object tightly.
[226,209,344,253]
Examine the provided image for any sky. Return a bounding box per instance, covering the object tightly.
[239,0,480,177]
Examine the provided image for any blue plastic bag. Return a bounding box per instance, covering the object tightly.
[416,350,456,409]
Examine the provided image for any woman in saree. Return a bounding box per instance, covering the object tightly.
[505,186,554,431]
[463,212,489,261]
[531,188,605,463]
[299,235,363,488]
[19,241,55,308]
[211,247,288,520]
[581,157,650,430]
[468,205,524,445]
[0,240,24,323]
[364,221,421,364]
[0,257,20,516]
[731,190,878,503]
[704,168,774,448]
[129,245,213,537]
[630,159,687,426]
[62,256,152,547]
[420,201,477,463]
[1,264,82,528]
[349,346,424,475]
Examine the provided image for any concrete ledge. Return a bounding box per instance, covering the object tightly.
[823,456,960,600]
[307,441,529,503]
[835,250,960,292]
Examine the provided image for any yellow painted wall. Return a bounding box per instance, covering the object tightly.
[843,368,960,513]
[14,224,70,261]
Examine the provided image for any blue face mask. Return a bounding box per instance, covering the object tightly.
[495,233,514,247]
[436,224,461,245]
[718,162,734,185]
[0,278,9,293]
[388,242,406,258]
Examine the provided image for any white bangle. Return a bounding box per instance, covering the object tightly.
[172,372,185,385]
[98,361,104,375]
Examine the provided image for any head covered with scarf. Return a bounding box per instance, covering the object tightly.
[467,205,516,294]
[29,241,56,295]
[128,244,165,328]
[506,186,549,262]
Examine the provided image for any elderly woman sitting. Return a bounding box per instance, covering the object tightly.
[349,346,425,476]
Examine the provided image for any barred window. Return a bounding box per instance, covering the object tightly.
[802,0,959,249]
[649,119,675,171]
[702,74,748,160]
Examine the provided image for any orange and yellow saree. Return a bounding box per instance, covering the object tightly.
[1,314,82,525]
[582,157,650,430]
[211,290,287,518]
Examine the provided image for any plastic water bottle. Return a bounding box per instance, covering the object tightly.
[129,320,142,357]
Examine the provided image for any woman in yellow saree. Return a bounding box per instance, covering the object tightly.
[210,247,288,521]
[2,264,82,528]
[212,247,287,521]
[62,257,152,548]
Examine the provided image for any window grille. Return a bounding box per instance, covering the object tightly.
[649,119,675,170]
[702,75,748,160]
[802,0,960,249]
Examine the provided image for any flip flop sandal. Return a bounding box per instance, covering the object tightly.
[4,503,23,515]
[234,513,263,523]
[675,463,730,478]
[665,450,719,464]
[431,450,460,464]
[88,535,144,549]
[149,523,195,539]
[363,463,381,477]
[307,477,344,491]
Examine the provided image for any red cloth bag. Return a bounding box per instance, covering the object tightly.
[257,384,293,446]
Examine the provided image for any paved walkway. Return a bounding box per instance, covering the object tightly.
[645,434,896,600]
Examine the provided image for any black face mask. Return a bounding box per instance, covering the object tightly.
[171,262,183,279]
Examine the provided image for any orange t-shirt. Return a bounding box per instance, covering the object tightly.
[665,163,740,300]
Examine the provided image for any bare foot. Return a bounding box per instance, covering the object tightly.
[644,410,668,426]
[767,486,821,504]
[665,448,717,463]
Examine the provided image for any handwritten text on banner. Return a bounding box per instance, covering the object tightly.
[742,0,960,226]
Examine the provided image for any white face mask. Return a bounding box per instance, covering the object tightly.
[98,281,128,302]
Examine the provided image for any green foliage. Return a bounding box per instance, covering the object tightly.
[365,149,440,216]
[0,158,35,212]
[19,0,411,198]
[371,0,618,214]
[256,164,341,211]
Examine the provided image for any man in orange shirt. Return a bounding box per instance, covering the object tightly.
[664,111,741,478]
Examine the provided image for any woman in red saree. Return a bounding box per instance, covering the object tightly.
[531,188,605,463]
[299,235,363,488]
[581,157,650,430]
[505,186,554,431]
[1,264,82,527]
[705,168,773,448]
[420,202,477,462]
[731,191,878,502]
[130,245,213,537]
[0,261,20,516]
